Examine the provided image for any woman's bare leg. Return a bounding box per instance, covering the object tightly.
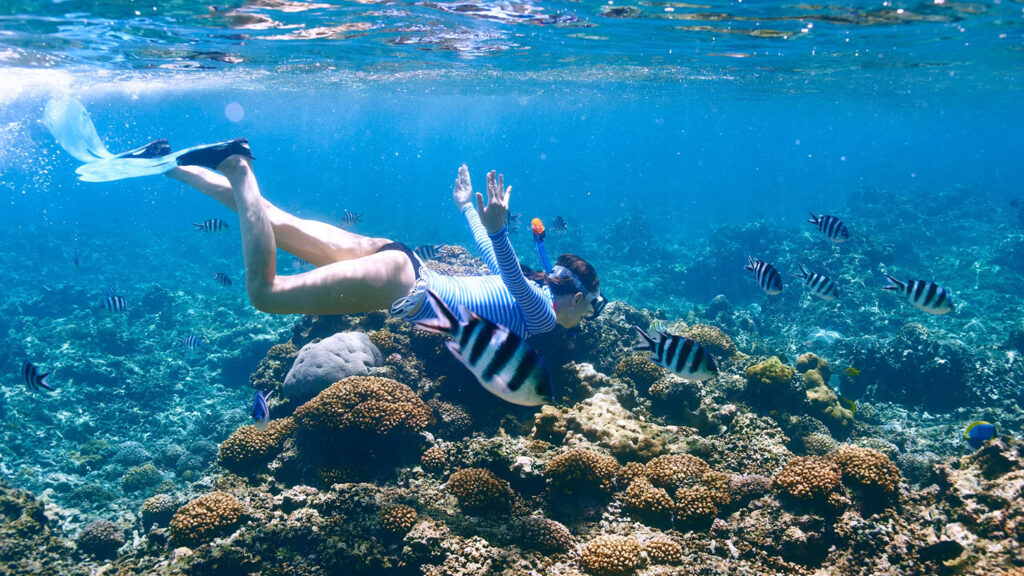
[214,156,416,315]
[166,166,382,267]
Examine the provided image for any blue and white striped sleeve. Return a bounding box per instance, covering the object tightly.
[462,205,501,276]
[488,227,558,335]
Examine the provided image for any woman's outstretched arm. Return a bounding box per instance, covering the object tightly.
[453,164,501,275]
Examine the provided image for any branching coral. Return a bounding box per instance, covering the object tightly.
[674,485,718,523]
[680,324,738,359]
[76,520,124,559]
[772,456,842,503]
[578,535,643,576]
[169,491,246,546]
[622,477,674,524]
[516,516,575,554]
[294,376,434,436]
[218,417,296,474]
[446,468,513,516]
[643,454,711,492]
[828,445,901,494]
[615,355,664,389]
[546,449,620,495]
[643,535,683,565]
[378,504,417,535]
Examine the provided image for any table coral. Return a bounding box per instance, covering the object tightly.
[577,535,643,576]
[169,491,246,547]
[446,468,513,516]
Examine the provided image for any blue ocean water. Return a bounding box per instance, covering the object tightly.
[0,0,1023,570]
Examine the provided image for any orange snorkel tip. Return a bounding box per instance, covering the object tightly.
[531,218,545,235]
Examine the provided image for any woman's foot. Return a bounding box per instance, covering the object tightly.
[176,138,253,170]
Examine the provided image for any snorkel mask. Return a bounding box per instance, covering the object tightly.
[550,265,607,320]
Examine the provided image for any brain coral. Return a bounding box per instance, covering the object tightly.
[772,456,842,502]
[294,376,434,436]
[446,468,513,516]
[169,491,246,546]
[828,445,901,494]
[378,504,417,535]
[517,516,575,554]
[680,324,738,359]
[578,535,643,576]
[218,417,297,474]
[546,449,620,495]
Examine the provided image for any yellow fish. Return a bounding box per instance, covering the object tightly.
[845,366,861,377]
[839,395,856,414]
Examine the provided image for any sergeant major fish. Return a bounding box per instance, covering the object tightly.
[22,361,55,392]
[794,265,839,301]
[632,326,718,382]
[552,215,568,233]
[214,272,232,286]
[882,274,953,315]
[341,210,362,228]
[744,255,783,295]
[176,334,201,351]
[194,218,228,233]
[807,212,849,242]
[413,244,441,261]
[412,289,553,406]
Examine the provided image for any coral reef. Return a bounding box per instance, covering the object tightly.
[829,444,901,495]
[446,468,513,516]
[378,504,417,535]
[249,341,299,392]
[169,491,246,546]
[577,535,643,576]
[121,463,163,492]
[680,323,739,359]
[516,516,575,554]
[294,376,434,437]
[772,456,843,505]
[796,353,854,435]
[218,417,296,474]
[614,354,663,389]
[284,332,384,400]
[141,494,177,528]
[642,535,682,565]
[546,448,619,495]
[75,520,124,559]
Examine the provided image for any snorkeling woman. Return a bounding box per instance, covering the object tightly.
[165,139,605,337]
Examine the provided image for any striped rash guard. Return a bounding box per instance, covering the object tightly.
[406,205,558,339]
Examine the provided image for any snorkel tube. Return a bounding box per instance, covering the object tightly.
[532,218,553,274]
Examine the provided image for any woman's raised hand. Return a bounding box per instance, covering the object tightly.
[453,163,473,209]
[477,170,511,234]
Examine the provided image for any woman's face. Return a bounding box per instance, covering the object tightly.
[555,292,591,329]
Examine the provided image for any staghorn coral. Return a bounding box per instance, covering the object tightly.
[76,520,124,559]
[218,417,296,474]
[294,376,434,436]
[674,485,718,523]
[828,445,901,494]
[772,456,843,503]
[546,449,620,495]
[140,494,176,528]
[121,464,162,493]
[577,535,643,576]
[378,504,417,535]
[446,468,513,516]
[622,477,674,525]
[169,491,246,546]
[615,355,664,389]
[516,516,575,554]
[680,324,738,359]
[643,535,683,565]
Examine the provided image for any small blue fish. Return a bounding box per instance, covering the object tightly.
[194,219,228,233]
[22,361,55,392]
[251,390,274,429]
[214,272,232,286]
[964,421,996,449]
[341,210,362,228]
[176,334,201,351]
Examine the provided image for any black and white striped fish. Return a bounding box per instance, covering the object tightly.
[744,255,783,295]
[103,295,129,313]
[194,218,229,233]
[632,326,718,382]
[413,289,553,406]
[176,334,202,351]
[341,210,362,228]
[552,215,568,233]
[883,274,953,315]
[414,244,441,261]
[505,211,521,234]
[22,361,55,392]
[213,272,232,286]
[795,265,839,301]
[807,212,849,243]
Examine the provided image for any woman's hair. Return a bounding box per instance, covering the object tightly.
[525,254,600,297]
